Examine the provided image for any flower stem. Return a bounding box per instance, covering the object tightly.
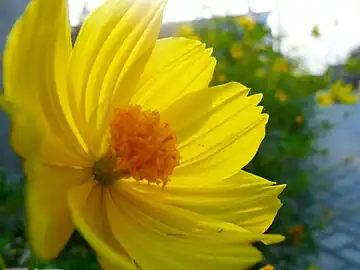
[0,254,6,269]
[28,252,37,270]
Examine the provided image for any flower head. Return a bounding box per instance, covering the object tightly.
[330,81,358,104]
[260,264,275,270]
[315,90,334,107]
[236,16,256,31]
[2,0,285,269]
[230,42,245,59]
[272,57,289,73]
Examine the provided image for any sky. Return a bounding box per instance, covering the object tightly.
[68,0,360,75]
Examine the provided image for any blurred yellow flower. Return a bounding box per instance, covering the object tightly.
[330,81,358,104]
[315,90,334,107]
[175,23,195,37]
[272,57,289,73]
[260,264,275,270]
[230,42,244,59]
[296,115,304,124]
[217,74,228,83]
[256,69,266,78]
[275,90,288,102]
[2,0,285,269]
[236,16,256,31]
[308,264,320,270]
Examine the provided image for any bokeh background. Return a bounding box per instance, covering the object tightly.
[1,0,360,269]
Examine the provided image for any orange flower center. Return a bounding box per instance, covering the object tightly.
[93,106,180,187]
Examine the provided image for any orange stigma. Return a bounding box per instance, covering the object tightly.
[95,106,180,186]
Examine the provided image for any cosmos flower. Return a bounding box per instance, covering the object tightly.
[230,42,245,60]
[330,81,358,104]
[2,0,285,269]
[236,16,256,31]
[315,90,334,107]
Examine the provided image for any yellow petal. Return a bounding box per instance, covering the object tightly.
[67,181,136,269]
[162,82,266,185]
[25,160,91,260]
[68,0,167,157]
[129,171,285,237]
[131,38,216,112]
[98,181,278,270]
[3,0,89,163]
[2,99,91,167]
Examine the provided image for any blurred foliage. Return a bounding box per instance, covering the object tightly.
[311,25,320,38]
[0,15,348,270]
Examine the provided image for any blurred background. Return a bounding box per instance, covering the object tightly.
[1,0,360,269]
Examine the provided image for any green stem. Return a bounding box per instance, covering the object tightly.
[28,252,37,270]
[0,254,6,269]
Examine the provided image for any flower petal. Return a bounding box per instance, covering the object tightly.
[68,0,167,156]
[25,160,91,260]
[131,38,216,111]
[81,180,283,270]
[162,82,266,185]
[1,98,92,167]
[67,181,136,269]
[3,0,89,163]
[129,171,285,238]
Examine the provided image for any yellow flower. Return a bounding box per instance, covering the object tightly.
[236,16,256,31]
[2,0,285,269]
[275,90,288,102]
[260,264,275,270]
[315,90,334,107]
[176,23,195,37]
[308,265,320,270]
[230,42,244,59]
[330,81,358,104]
[272,57,289,73]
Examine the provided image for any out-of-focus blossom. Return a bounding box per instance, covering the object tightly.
[260,264,275,270]
[315,90,334,107]
[230,42,244,59]
[330,81,358,104]
[272,57,289,73]
[236,16,256,31]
